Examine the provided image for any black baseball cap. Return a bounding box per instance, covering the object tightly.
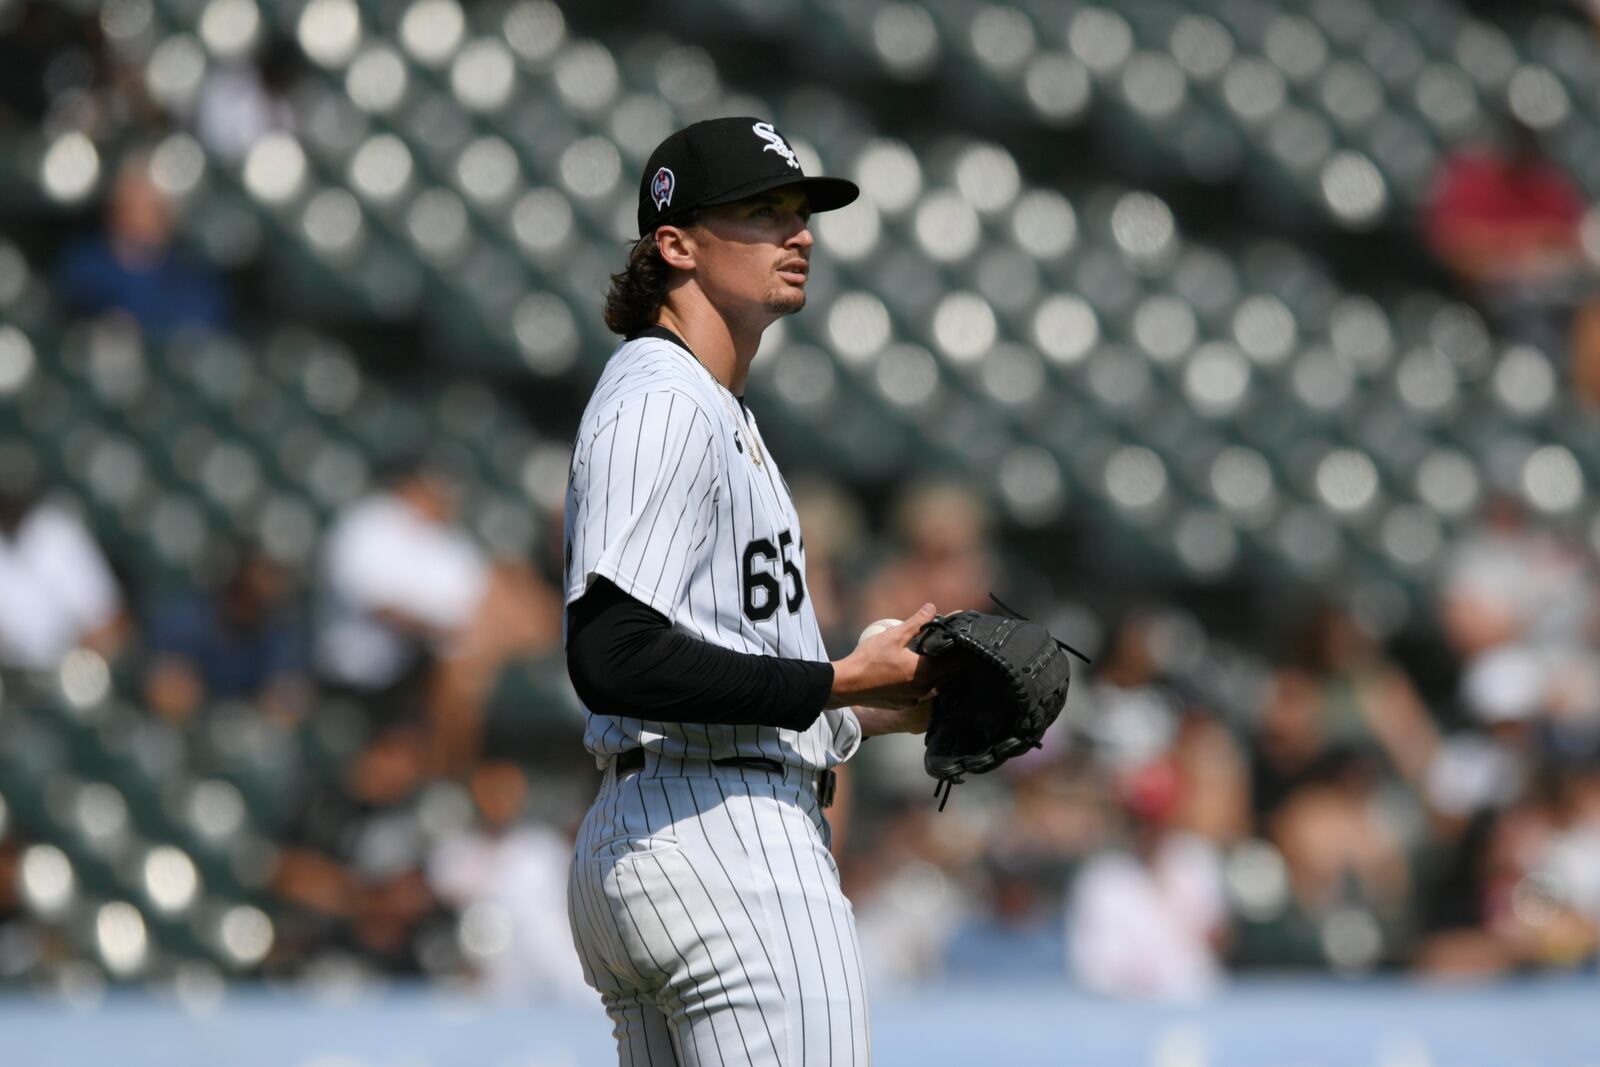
[636,117,860,236]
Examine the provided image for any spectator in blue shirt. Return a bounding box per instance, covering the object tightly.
[944,853,1066,980]
[144,545,309,724]
[57,153,229,335]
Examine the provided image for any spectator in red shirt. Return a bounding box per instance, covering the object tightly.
[1423,115,1587,355]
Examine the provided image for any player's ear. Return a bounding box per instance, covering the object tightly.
[655,224,697,271]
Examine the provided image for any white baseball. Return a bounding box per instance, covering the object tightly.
[858,618,902,644]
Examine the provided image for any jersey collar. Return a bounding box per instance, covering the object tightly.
[630,324,747,406]
[630,324,692,352]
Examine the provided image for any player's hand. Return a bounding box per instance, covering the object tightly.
[825,604,951,711]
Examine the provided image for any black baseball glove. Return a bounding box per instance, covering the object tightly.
[909,607,1087,809]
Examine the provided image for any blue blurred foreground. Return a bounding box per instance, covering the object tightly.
[3,977,1596,1067]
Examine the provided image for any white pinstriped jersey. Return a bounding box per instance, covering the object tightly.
[563,333,862,773]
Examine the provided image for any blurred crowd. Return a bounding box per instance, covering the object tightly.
[7,449,1600,1001]
[808,481,1600,997]
[3,0,1600,1007]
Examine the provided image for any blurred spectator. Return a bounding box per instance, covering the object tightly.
[1237,603,1433,973]
[1439,496,1591,663]
[0,446,124,670]
[1418,639,1600,979]
[1419,768,1600,977]
[316,460,486,693]
[989,756,1110,866]
[195,36,298,162]
[1250,604,1435,827]
[1079,613,1177,771]
[0,2,153,136]
[142,544,311,725]
[1078,613,1248,841]
[1250,668,1325,822]
[1267,749,1410,968]
[56,153,229,335]
[426,763,588,999]
[1171,705,1251,846]
[943,855,1064,979]
[790,476,869,653]
[1066,758,1229,1000]
[1483,781,1599,970]
[1416,647,1543,976]
[1539,768,1600,947]
[846,800,984,987]
[1423,113,1585,354]
[1282,603,1439,789]
[316,458,560,772]
[861,481,997,624]
[273,724,444,975]
[1426,647,1541,824]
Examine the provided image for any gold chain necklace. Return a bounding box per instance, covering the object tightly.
[683,350,763,467]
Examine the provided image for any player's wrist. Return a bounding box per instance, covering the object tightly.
[824,657,862,710]
[855,703,928,737]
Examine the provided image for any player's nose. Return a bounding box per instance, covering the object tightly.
[785,218,813,251]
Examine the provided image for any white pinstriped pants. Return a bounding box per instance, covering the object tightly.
[568,754,871,1066]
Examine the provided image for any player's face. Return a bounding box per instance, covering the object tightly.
[691,188,814,320]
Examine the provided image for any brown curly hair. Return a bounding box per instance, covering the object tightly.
[602,213,700,337]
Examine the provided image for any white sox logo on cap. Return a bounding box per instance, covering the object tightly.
[651,166,675,210]
[751,122,800,170]
[636,117,856,235]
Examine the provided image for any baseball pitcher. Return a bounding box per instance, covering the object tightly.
[562,118,947,1066]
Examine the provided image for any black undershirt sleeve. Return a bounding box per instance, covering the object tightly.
[565,577,835,733]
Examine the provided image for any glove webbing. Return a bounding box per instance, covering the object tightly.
[988,594,1092,666]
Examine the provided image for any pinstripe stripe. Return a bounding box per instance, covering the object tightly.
[649,853,761,1065]
[801,819,857,1067]
[691,778,786,988]
[673,474,719,597]
[659,781,783,1064]
[741,787,808,1066]
[626,857,726,1067]
[617,857,707,1067]
[646,431,716,592]
[629,393,648,513]
[625,410,713,585]
[764,782,833,1065]
[586,357,692,420]
[602,408,619,544]
[843,910,871,1059]
[584,794,638,982]
[574,804,672,1067]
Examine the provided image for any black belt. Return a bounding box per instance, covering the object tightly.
[613,748,836,809]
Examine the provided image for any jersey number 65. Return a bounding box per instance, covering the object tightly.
[741,530,805,621]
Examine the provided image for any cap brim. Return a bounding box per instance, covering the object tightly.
[700,173,860,214]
